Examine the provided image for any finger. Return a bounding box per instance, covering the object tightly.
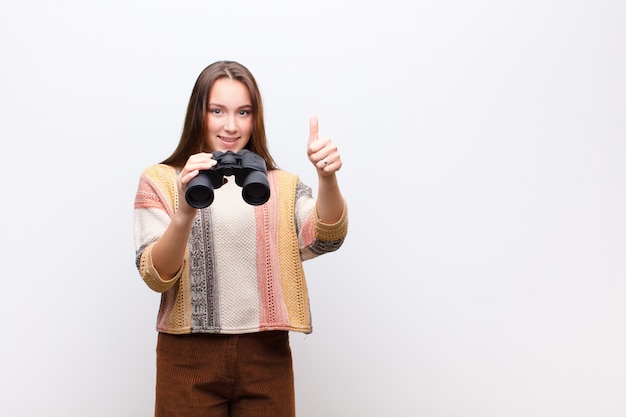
[318,158,331,170]
[308,116,319,145]
[186,153,216,170]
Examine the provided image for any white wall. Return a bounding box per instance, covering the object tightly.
[1,1,625,416]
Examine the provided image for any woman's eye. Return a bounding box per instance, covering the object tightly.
[239,110,251,116]
[210,109,222,115]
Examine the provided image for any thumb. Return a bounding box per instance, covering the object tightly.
[308,116,319,145]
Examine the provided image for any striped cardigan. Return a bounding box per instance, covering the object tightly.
[133,164,348,335]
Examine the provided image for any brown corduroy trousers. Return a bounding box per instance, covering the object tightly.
[155,331,296,417]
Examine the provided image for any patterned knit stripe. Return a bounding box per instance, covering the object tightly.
[157,279,178,329]
[276,171,312,333]
[135,165,178,215]
[134,182,169,211]
[165,259,192,333]
[257,173,291,331]
[188,209,220,332]
[314,201,349,241]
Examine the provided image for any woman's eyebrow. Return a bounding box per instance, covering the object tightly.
[208,102,252,109]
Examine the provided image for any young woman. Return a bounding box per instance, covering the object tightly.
[133,60,348,416]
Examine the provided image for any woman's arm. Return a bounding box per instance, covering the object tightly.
[151,153,217,280]
[306,116,345,223]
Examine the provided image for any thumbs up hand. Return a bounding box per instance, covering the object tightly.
[307,116,342,175]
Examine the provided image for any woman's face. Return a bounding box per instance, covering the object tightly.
[205,78,253,153]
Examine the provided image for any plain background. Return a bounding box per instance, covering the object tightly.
[1,0,625,416]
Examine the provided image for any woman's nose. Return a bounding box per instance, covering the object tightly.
[224,115,237,132]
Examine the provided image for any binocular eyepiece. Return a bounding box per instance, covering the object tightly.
[185,149,270,209]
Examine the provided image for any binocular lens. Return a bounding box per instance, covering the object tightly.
[242,170,270,205]
[243,183,270,205]
[186,175,215,209]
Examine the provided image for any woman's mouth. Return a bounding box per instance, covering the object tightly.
[219,136,239,143]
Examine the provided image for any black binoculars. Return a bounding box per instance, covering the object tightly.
[185,149,270,209]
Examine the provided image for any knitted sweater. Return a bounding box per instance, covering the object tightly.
[133,164,348,335]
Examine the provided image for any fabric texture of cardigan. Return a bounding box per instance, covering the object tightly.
[134,164,348,335]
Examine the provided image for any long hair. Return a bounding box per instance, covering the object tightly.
[161,61,277,170]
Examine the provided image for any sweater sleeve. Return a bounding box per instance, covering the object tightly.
[295,181,349,261]
[133,165,181,292]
